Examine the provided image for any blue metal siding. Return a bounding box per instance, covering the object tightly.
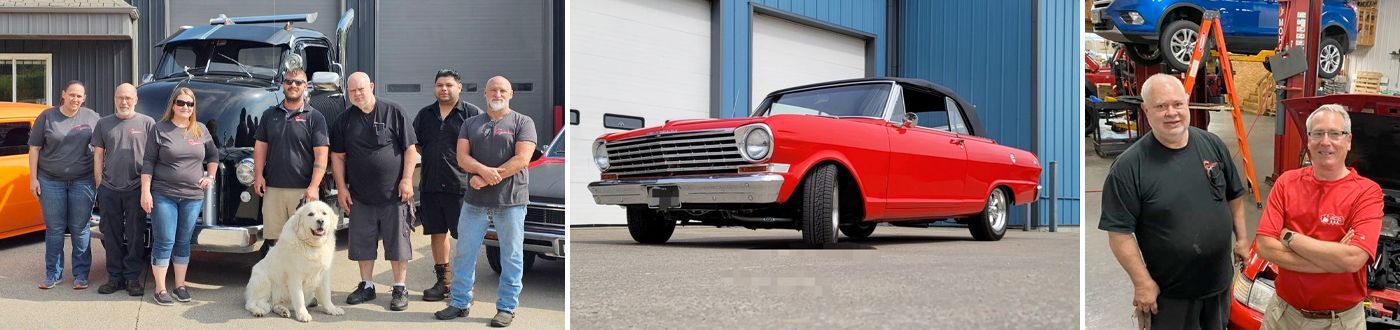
[1036,0,1083,226]
[716,0,887,118]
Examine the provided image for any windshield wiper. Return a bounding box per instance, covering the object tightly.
[215,53,254,78]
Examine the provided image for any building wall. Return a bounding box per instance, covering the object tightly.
[1036,0,1083,226]
[0,39,133,115]
[1346,1,1399,93]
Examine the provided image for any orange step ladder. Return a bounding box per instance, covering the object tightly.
[1180,10,1264,208]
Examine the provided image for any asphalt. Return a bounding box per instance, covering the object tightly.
[1084,110,1276,328]
[569,225,1079,329]
[0,229,564,329]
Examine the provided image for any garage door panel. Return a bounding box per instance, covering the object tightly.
[168,0,341,35]
[751,14,867,108]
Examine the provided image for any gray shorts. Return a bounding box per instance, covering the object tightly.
[348,200,413,261]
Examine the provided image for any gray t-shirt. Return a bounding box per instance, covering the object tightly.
[91,113,156,192]
[458,111,536,206]
[28,107,100,180]
[142,121,218,199]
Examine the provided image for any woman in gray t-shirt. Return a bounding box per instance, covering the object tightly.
[139,87,217,305]
[28,80,100,290]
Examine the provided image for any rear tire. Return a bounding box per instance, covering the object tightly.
[801,164,840,245]
[1160,19,1201,72]
[969,189,1009,241]
[626,206,675,244]
[1124,44,1162,66]
[1317,37,1343,79]
[840,222,876,240]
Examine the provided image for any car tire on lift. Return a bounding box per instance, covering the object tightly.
[1160,19,1201,73]
[969,188,1009,241]
[1124,44,1162,66]
[626,206,675,244]
[1317,37,1344,79]
[486,245,537,275]
[840,222,876,240]
[801,164,840,245]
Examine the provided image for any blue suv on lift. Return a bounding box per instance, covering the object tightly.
[1090,0,1358,79]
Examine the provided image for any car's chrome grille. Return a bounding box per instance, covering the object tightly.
[605,130,748,178]
[525,206,564,225]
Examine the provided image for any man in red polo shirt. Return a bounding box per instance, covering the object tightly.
[1256,104,1385,329]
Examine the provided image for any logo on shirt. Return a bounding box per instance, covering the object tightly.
[1320,213,1345,226]
[186,138,202,146]
[494,128,513,137]
[293,115,307,122]
[1203,160,1218,172]
[73,124,92,131]
[127,128,143,135]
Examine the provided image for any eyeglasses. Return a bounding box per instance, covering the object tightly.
[283,79,307,86]
[174,100,196,108]
[1307,130,1350,141]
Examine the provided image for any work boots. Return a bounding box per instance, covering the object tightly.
[422,263,452,301]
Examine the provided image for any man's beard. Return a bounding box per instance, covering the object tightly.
[284,90,304,102]
[488,99,508,112]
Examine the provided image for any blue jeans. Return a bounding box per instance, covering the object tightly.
[149,192,202,267]
[37,174,96,282]
[449,203,526,312]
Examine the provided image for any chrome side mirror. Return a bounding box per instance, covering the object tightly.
[310,71,341,92]
[901,112,918,129]
[141,74,154,84]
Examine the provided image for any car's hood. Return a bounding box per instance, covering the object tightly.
[136,77,281,148]
[527,159,564,205]
[598,117,765,141]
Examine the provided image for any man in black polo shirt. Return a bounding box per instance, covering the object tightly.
[1100,74,1248,329]
[253,68,329,248]
[413,69,482,302]
[330,72,418,311]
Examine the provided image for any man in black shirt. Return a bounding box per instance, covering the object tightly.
[412,69,482,301]
[253,68,330,248]
[1100,74,1248,329]
[330,72,418,311]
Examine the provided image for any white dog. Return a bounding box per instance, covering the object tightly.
[244,201,344,322]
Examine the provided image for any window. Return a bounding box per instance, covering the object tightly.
[901,87,953,132]
[0,54,52,105]
[758,83,891,118]
[0,122,31,156]
[569,109,580,125]
[945,97,970,135]
[156,41,284,79]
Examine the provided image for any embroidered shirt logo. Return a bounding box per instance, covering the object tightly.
[1320,213,1345,226]
[293,115,307,122]
[73,124,92,131]
[186,138,202,146]
[127,128,142,135]
[1203,160,1218,172]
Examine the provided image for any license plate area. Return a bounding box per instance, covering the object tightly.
[647,185,680,209]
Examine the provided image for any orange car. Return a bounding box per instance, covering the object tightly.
[0,102,53,239]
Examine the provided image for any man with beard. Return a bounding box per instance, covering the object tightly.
[412,69,482,302]
[253,68,330,249]
[92,83,156,296]
[436,76,536,327]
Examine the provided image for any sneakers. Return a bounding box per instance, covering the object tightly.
[98,281,123,294]
[73,279,89,290]
[153,290,175,306]
[125,280,144,296]
[346,281,376,305]
[435,305,469,320]
[423,263,451,301]
[172,286,192,302]
[389,285,408,311]
[38,278,61,290]
[490,310,515,327]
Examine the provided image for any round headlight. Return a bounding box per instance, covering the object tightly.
[593,140,610,171]
[235,158,255,185]
[741,127,771,161]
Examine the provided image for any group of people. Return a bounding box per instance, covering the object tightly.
[1102,73,1385,329]
[30,67,537,326]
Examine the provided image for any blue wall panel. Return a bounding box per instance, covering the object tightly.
[1036,0,1083,226]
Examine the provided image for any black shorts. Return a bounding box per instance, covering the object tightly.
[1152,291,1230,330]
[418,192,462,239]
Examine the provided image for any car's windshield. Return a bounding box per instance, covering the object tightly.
[756,83,892,118]
[156,40,284,79]
[546,130,565,158]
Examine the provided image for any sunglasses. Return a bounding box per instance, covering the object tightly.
[283,79,307,86]
[174,100,196,107]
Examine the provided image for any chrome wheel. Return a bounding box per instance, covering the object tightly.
[829,179,840,243]
[1319,44,1341,75]
[988,190,1007,232]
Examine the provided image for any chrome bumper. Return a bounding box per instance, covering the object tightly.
[587,173,786,206]
[485,228,565,258]
[89,212,350,254]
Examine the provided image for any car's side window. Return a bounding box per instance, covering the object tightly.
[945,97,970,135]
[901,87,953,132]
[0,122,31,157]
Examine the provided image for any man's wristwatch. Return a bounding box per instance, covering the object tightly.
[1283,231,1296,248]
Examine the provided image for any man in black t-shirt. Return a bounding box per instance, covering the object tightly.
[330,72,418,311]
[252,68,330,249]
[1100,74,1247,330]
[412,69,482,302]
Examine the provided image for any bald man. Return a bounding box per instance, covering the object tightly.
[92,83,157,296]
[1100,73,1247,329]
[436,76,536,327]
[330,72,418,311]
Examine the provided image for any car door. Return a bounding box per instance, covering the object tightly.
[944,97,1000,215]
[1215,0,1271,38]
[884,86,968,219]
[0,119,42,237]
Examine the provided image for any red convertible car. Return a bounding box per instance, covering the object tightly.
[587,78,1042,245]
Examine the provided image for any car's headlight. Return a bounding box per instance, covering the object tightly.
[593,140,609,171]
[736,124,772,162]
[1233,272,1276,312]
[235,158,255,186]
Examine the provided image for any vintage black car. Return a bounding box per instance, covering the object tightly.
[485,128,565,273]
[93,11,356,254]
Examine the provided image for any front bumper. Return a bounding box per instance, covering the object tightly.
[485,202,566,258]
[90,210,350,254]
[1090,8,1153,44]
[587,173,786,207]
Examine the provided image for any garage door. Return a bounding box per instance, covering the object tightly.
[167,0,341,37]
[375,0,552,138]
[570,0,711,225]
[751,14,867,109]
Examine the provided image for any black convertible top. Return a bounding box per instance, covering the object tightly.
[766,77,987,138]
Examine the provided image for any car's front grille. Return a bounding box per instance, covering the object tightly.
[1093,0,1112,9]
[604,130,748,178]
[526,206,564,225]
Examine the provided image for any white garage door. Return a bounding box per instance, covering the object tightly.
[751,14,867,109]
[570,0,711,225]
